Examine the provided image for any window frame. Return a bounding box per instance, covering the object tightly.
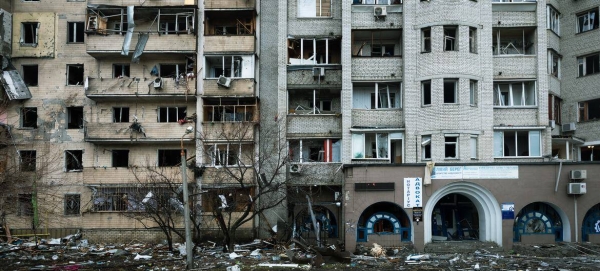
[113,107,130,123]
[67,22,85,43]
[421,27,431,53]
[112,149,129,167]
[443,79,458,104]
[20,22,39,47]
[444,135,459,159]
[17,194,34,217]
[469,80,478,106]
[443,25,458,52]
[469,27,477,53]
[351,132,395,160]
[64,194,81,215]
[158,149,183,167]
[65,150,83,172]
[297,0,332,18]
[67,106,84,129]
[577,53,600,77]
[576,8,599,34]
[422,80,431,106]
[66,64,84,86]
[548,50,561,78]
[207,143,241,167]
[157,106,187,123]
[19,150,36,172]
[578,98,600,122]
[493,81,537,107]
[547,5,560,35]
[113,64,131,78]
[22,65,39,87]
[493,130,541,158]
[421,135,431,161]
[470,135,478,160]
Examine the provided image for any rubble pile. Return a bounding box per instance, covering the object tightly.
[0,235,599,271]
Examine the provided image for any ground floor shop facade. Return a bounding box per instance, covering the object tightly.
[343,163,600,251]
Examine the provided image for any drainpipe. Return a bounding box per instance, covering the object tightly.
[574,195,578,242]
[554,160,562,192]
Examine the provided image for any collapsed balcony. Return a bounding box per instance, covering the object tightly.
[492,27,536,56]
[352,30,402,57]
[85,5,196,56]
[287,38,341,65]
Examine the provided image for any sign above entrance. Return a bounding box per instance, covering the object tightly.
[404,177,422,208]
[431,166,519,179]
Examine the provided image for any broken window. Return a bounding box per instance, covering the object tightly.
[443,26,458,51]
[298,0,331,17]
[352,30,401,57]
[548,50,561,77]
[68,22,85,43]
[67,107,84,129]
[205,11,254,35]
[112,150,129,167]
[158,149,182,167]
[159,64,185,79]
[20,22,39,46]
[289,89,340,114]
[160,21,187,35]
[205,55,254,78]
[422,80,431,106]
[577,53,600,77]
[547,6,560,35]
[352,82,401,109]
[113,107,129,123]
[578,98,600,122]
[158,11,195,35]
[21,107,38,128]
[443,79,458,104]
[493,28,536,55]
[113,64,130,78]
[422,28,431,53]
[207,144,240,166]
[67,64,84,85]
[22,65,38,87]
[17,194,33,216]
[469,27,477,53]
[91,187,179,212]
[203,98,256,122]
[421,135,431,160]
[470,80,478,106]
[288,38,341,65]
[577,8,599,33]
[493,130,541,157]
[112,22,129,35]
[444,135,458,159]
[289,139,341,163]
[65,150,83,172]
[493,81,537,107]
[158,107,186,123]
[549,94,562,125]
[202,187,254,212]
[470,135,478,159]
[20,150,36,172]
[64,194,81,215]
[352,133,389,159]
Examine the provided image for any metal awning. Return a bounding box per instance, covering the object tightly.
[1,70,32,100]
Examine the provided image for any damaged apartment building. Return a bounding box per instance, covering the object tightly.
[2,0,600,254]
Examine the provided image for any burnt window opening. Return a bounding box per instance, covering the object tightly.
[21,107,38,128]
[20,150,36,172]
[21,22,39,46]
[159,64,185,79]
[64,194,81,215]
[113,107,129,123]
[67,107,84,129]
[158,107,186,123]
[158,149,183,167]
[67,64,84,85]
[22,65,38,87]
[578,98,600,122]
[112,150,129,167]
[17,194,34,216]
[68,22,85,43]
[65,150,83,172]
[113,64,130,78]
[112,22,129,35]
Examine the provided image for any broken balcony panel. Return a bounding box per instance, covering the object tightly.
[131,33,149,63]
[84,122,196,143]
[287,115,342,137]
[1,70,32,100]
[85,76,196,101]
[286,68,342,88]
[201,122,257,141]
[288,38,341,65]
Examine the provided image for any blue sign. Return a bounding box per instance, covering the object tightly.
[502,203,515,220]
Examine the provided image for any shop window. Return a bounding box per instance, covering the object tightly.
[421,27,431,53]
[444,79,458,104]
[113,107,129,123]
[578,98,600,122]
[20,150,36,172]
[67,22,85,43]
[64,194,81,215]
[158,107,186,123]
[113,64,130,78]
[112,150,129,167]
[20,22,39,46]
[443,26,458,51]
[67,107,84,129]
[21,107,37,128]
[493,130,541,157]
[22,65,38,87]
[445,135,458,159]
[493,81,537,107]
[421,135,431,160]
[577,8,599,33]
[577,53,600,77]
[66,64,84,85]
[158,149,182,167]
[65,150,83,172]
[422,80,431,106]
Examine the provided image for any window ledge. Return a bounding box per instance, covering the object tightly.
[578,118,600,124]
[352,158,389,161]
[444,158,459,160]
[577,73,600,79]
[493,54,537,58]
[494,156,542,159]
[422,104,432,107]
[493,106,538,109]
[575,28,599,36]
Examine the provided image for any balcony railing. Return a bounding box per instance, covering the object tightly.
[86,77,196,101]
[85,122,196,143]
[86,34,196,56]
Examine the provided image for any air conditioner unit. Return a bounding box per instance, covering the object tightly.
[568,183,586,195]
[153,77,163,89]
[570,169,587,180]
[562,122,576,132]
[217,75,231,88]
[374,6,387,17]
[549,120,556,130]
[313,67,325,78]
[290,164,302,174]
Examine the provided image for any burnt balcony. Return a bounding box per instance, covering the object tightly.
[85,122,196,143]
[86,77,196,101]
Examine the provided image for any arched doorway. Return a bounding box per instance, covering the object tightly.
[513,202,563,242]
[356,202,411,246]
[582,203,600,242]
[424,182,502,246]
[431,193,479,240]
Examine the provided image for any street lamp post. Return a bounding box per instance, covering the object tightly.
[181,126,194,269]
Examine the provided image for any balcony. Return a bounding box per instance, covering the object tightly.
[287,115,342,137]
[87,34,196,57]
[351,57,402,80]
[201,167,256,186]
[201,122,256,141]
[85,122,196,143]
[202,78,255,96]
[83,167,192,185]
[287,163,343,186]
[88,0,195,6]
[493,56,537,79]
[204,36,255,53]
[287,69,342,88]
[205,0,255,10]
[352,109,403,128]
[86,77,196,101]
